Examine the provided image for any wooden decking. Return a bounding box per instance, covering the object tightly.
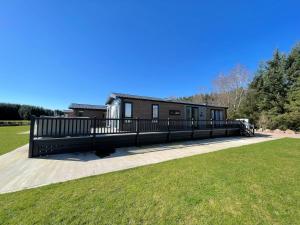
[30,127,241,157]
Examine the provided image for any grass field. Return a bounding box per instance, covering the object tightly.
[0,126,29,155]
[0,138,299,224]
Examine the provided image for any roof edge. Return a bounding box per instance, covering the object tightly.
[69,103,107,110]
[106,93,228,108]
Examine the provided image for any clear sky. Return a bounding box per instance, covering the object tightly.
[0,0,299,110]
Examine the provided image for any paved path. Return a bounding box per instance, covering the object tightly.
[0,135,277,194]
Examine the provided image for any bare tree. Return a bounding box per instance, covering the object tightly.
[213,64,251,117]
[191,86,211,104]
[172,64,251,118]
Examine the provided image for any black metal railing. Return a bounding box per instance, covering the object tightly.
[28,116,244,157]
[239,120,255,136]
[30,116,242,139]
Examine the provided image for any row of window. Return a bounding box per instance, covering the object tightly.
[124,103,224,120]
[124,102,159,119]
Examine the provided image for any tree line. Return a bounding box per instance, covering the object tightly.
[179,42,300,131]
[0,103,64,120]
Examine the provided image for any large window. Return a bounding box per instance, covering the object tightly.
[152,104,159,120]
[211,109,224,120]
[78,111,84,117]
[124,102,132,118]
[186,106,192,120]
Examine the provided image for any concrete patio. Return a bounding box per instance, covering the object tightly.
[0,135,277,194]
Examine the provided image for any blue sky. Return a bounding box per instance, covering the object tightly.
[0,0,299,110]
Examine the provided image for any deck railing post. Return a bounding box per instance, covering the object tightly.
[225,119,228,136]
[28,115,36,158]
[59,118,62,137]
[210,118,213,137]
[135,117,139,133]
[93,117,97,137]
[239,120,245,136]
[191,118,194,139]
[92,117,96,150]
[167,118,170,142]
[135,117,140,146]
[121,118,123,132]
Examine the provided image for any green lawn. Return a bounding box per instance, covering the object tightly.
[0,138,299,225]
[0,126,29,155]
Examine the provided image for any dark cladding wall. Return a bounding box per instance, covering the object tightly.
[122,98,186,120]
[120,98,227,120]
[71,109,106,119]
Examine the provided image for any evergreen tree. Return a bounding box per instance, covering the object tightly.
[179,43,300,130]
[238,88,260,125]
[259,50,287,114]
[283,76,300,130]
[286,43,300,88]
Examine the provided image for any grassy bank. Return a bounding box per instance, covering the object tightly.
[0,138,299,224]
